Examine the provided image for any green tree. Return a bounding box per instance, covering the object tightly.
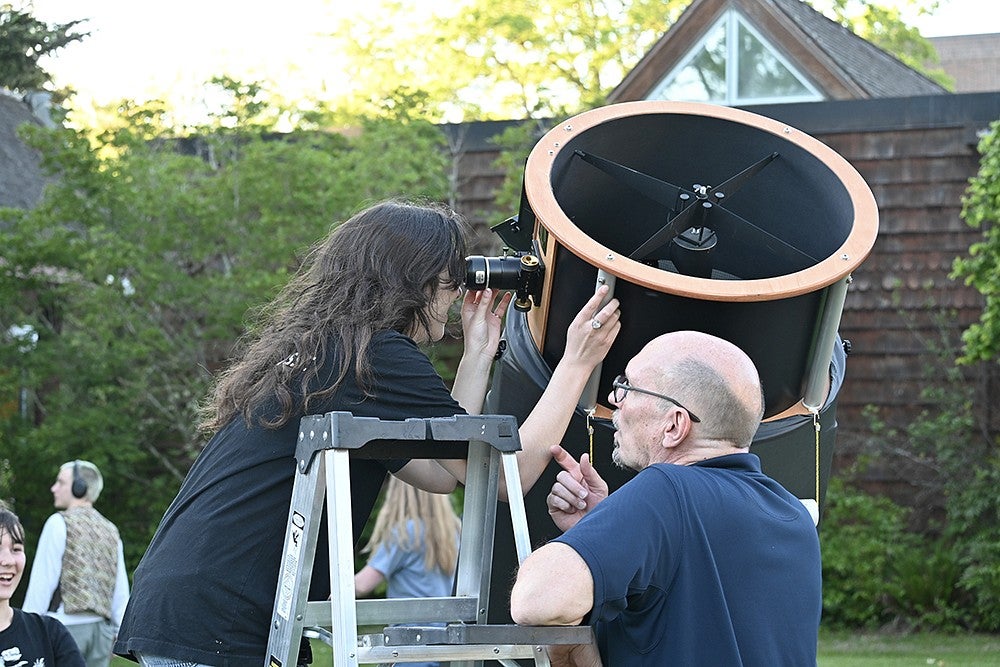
[946,121,1000,629]
[0,83,451,581]
[952,119,1000,364]
[332,0,948,225]
[334,0,686,122]
[847,306,1000,631]
[820,477,915,629]
[488,120,552,217]
[0,4,87,92]
[334,0,947,123]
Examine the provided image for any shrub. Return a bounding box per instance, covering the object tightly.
[886,537,967,630]
[820,477,913,629]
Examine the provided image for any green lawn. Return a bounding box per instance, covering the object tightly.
[817,631,1000,666]
[112,631,1000,665]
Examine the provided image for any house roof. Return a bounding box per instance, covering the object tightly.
[0,91,50,210]
[609,0,947,104]
[929,33,1000,93]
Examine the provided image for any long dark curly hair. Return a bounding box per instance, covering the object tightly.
[200,199,470,432]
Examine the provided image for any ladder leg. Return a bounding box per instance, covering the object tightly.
[500,453,532,566]
[326,449,360,666]
[267,454,326,667]
[500,452,551,667]
[452,440,501,667]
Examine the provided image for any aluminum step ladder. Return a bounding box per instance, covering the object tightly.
[265,411,594,667]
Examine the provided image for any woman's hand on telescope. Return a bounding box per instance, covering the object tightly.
[450,288,512,416]
[562,285,621,370]
[460,287,512,361]
[508,286,621,495]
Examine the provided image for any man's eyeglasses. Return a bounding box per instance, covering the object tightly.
[612,374,702,423]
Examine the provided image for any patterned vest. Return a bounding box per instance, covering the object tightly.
[59,506,119,619]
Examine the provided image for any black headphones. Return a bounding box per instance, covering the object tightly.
[71,460,88,499]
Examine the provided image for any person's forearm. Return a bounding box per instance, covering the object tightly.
[548,642,604,667]
[395,460,460,493]
[514,358,595,493]
[511,597,587,626]
[442,348,496,492]
[354,565,385,596]
[513,286,619,494]
[451,350,495,415]
[428,361,487,490]
[453,357,595,502]
[439,355,588,499]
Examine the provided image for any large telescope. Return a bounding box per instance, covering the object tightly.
[478,100,878,623]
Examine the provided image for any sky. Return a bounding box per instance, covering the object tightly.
[25,0,1000,125]
[905,0,1000,35]
[28,1,352,125]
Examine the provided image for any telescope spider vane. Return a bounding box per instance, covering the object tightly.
[572,149,819,278]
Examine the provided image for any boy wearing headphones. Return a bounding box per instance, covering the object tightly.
[22,461,130,667]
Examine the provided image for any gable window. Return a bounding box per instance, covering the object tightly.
[648,9,823,105]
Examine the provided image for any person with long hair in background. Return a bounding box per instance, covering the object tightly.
[355,476,462,667]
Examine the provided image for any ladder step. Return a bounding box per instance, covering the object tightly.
[358,640,548,663]
[303,597,480,627]
[382,624,594,646]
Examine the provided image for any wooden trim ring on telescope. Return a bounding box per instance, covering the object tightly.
[519,101,878,418]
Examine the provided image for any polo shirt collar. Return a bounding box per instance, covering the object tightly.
[691,452,761,473]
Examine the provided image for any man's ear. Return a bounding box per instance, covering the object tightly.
[659,409,690,451]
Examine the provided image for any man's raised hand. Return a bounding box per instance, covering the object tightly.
[546,445,609,532]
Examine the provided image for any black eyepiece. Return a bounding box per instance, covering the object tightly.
[464,253,545,312]
[464,255,525,292]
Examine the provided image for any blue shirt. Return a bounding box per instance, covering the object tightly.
[367,520,458,667]
[368,520,456,601]
[555,453,821,666]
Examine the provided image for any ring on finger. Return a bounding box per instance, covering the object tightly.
[591,318,602,329]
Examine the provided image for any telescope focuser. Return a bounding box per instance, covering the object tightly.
[464,249,545,312]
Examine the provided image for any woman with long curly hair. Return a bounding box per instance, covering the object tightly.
[114,199,621,666]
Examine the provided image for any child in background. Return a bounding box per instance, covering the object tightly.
[0,500,85,667]
[355,477,462,667]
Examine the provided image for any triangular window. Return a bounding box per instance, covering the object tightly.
[648,10,823,105]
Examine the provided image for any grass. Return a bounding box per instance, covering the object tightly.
[110,631,1000,665]
[818,630,1000,666]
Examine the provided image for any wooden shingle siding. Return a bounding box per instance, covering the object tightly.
[804,125,988,449]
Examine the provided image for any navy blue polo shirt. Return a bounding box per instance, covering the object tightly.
[555,453,821,666]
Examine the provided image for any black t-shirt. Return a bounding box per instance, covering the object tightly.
[0,609,85,667]
[114,331,465,666]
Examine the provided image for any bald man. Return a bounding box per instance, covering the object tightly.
[510,331,821,666]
